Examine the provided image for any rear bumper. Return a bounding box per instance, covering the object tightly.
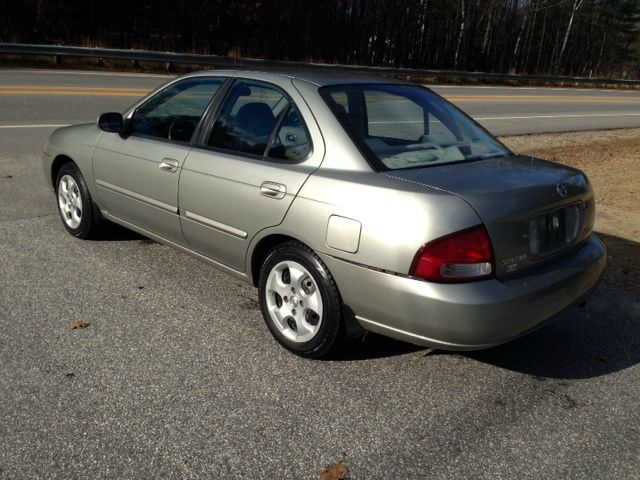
[320,234,606,350]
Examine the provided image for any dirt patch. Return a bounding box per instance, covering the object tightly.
[501,129,640,294]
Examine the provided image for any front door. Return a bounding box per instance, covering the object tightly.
[93,76,226,244]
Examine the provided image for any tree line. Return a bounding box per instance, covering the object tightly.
[1,0,639,78]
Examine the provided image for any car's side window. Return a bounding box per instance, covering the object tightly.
[130,78,224,143]
[207,80,290,156]
[267,104,311,162]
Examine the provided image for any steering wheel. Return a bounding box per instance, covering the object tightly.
[168,118,197,142]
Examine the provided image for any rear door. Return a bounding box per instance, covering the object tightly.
[178,78,324,271]
[92,77,226,244]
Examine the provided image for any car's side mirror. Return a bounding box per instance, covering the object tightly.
[97,112,124,134]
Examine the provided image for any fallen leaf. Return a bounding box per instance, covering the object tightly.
[320,462,350,480]
[68,322,90,330]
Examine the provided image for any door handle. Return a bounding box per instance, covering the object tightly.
[159,158,179,173]
[260,181,287,199]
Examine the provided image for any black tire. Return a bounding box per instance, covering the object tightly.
[258,241,344,358]
[55,162,99,239]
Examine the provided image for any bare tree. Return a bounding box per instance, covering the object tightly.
[557,0,585,72]
[454,0,466,69]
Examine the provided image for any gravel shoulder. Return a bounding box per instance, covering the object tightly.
[501,129,640,294]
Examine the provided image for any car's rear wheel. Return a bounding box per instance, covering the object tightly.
[55,162,98,239]
[258,241,343,358]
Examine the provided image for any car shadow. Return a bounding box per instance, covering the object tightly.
[461,293,639,379]
[449,232,640,379]
[89,222,151,242]
[84,221,640,375]
[328,332,425,361]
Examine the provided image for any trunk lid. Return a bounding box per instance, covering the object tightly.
[387,155,596,278]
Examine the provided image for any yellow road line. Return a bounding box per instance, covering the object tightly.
[0,90,145,97]
[0,85,150,92]
[0,85,150,97]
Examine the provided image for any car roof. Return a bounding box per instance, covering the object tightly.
[186,69,403,87]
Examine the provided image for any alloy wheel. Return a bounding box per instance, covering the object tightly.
[264,260,323,343]
[57,174,83,229]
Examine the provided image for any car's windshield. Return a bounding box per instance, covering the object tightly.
[320,84,511,171]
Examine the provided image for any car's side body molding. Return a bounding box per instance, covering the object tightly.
[181,209,248,240]
[95,179,178,214]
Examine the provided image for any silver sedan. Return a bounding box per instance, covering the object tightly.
[42,71,606,358]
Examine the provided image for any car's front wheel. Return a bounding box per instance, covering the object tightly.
[258,241,343,358]
[55,162,99,239]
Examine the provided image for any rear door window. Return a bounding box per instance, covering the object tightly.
[266,104,312,161]
[207,80,289,156]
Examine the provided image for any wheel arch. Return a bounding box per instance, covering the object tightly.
[51,154,76,187]
[250,233,304,287]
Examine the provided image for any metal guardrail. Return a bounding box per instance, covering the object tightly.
[2,42,639,87]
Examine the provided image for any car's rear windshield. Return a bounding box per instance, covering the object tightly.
[320,84,511,171]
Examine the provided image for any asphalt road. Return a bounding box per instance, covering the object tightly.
[1,69,640,479]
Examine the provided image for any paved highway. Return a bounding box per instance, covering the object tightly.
[1,69,640,479]
[2,69,640,135]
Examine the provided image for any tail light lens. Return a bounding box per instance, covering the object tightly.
[410,226,495,283]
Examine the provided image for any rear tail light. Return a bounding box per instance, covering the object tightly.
[410,226,495,283]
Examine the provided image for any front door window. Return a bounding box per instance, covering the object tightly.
[130,78,224,143]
